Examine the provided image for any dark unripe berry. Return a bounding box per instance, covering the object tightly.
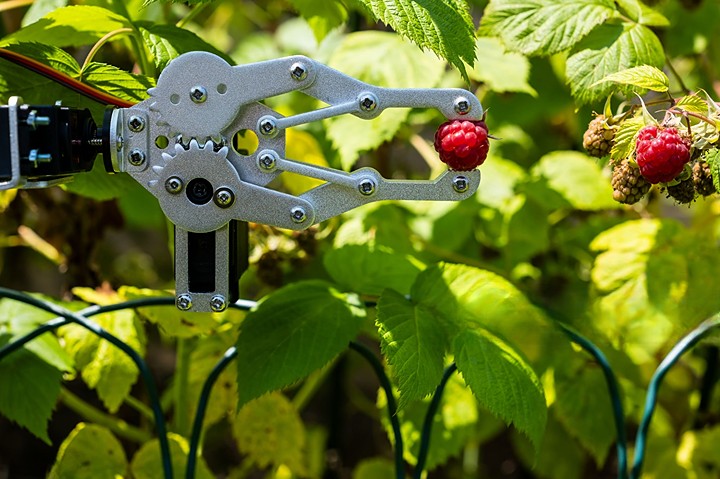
[434,119,490,171]
[583,115,614,158]
[611,160,650,205]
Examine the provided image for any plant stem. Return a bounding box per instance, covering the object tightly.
[174,338,192,437]
[125,394,155,424]
[176,3,209,29]
[80,28,134,74]
[665,54,691,96]
[59,388,151,443]
[0,0,33,12]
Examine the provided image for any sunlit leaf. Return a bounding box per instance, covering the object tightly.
[48,424,127,479]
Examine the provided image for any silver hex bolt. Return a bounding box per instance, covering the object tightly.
[176,294,193,311]
[128,149,146,166]
[452,175,470,193]
[210,295,227,312]
[358,93,378,112]
[358,178,376,196]
[190,85,208,103]
[291,206,307,224]
[165,176,184,194]
[213,188,235,208]
[258,152,277,171]
[128,115,145,132]
[258,117,278,137]
[454,97,471,115]
[290,62,308,81]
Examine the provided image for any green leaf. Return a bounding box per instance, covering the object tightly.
[0,6,133,47]
[377,373,481,469]
[470,37,537,96]
[22,0,68,27]
[81,62,154,103]
[478,0,617,56]
[677,426,720,476]
[136,22,232,72]
[453,328,547,451]
[353,458,396,479]
[1,42,79,74]
[287,0,348,42]
[705,149,720,193]
[130,433,213,479]
[593,65,669,92]
[676,94,710,116]
[411,263,552,364]
[325,31,445,169]
[0,299,75,372]
[48,424,128,479]
[566,22,665,105]
[610,115,644,161]
[119,286,220,338]
[0,334,62,444]
[376,289,448,408]
[530,151,618,210]
[235,281,366,406]
[323,244,423,296]
[232,392,307,475]
[590,219,720,361]
[64,161,140,201]
[61,309,145,412]
[354,0,475,80]
[553,361,616,464]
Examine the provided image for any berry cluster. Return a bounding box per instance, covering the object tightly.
[582,110,718,206]
[434,119,490,171]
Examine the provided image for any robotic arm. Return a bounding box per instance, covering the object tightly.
[0,51,483,312]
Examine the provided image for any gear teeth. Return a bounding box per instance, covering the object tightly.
[152,165,165,175]
[148,180,159,188]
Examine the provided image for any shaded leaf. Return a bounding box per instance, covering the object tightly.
[0,334,62,444]
[235,281,366,406]
[287,0,347,42]
[1,6,132,47]
[81,62,154,103]
[130,433,213,479]
[376,289,447,407]
[325,31,445,169]
[353,458,395,479]
[471,37,537,96]
[137,22,232,72]
[453,328,546,451]
[48,424,127,479]
[530,151,618,210]
[355,0,475,79]
[324,244,422,296]
[232,392,307,475]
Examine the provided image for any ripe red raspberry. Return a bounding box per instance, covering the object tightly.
[434,119,489,171]
[635,125,690,184]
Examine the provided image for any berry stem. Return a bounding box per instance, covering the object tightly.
[665,54,691,96]
[668,107,716,128]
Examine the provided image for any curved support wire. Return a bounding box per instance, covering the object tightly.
[413,363,458,479]
[0,289,175,479]
[556,323,628,479]
[630,314,720,479]
[349,340,406,479]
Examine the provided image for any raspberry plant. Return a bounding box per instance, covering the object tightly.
[1,1,720,479]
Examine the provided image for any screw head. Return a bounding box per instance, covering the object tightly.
[128,149,146,166]
[176,294,193,311]
[210,295,227,312]
[258,117,278,137]
[291,206,307,224]
[358,178,376,196]
[128,115,145,132]
[290,62,308,81]
[258,152,277,171]
[452,175,469,193]
[454,97,471,115]
[190,86,208,103]
[213,188,235,208]
[359,93,378,112]
[165,176,184,194]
